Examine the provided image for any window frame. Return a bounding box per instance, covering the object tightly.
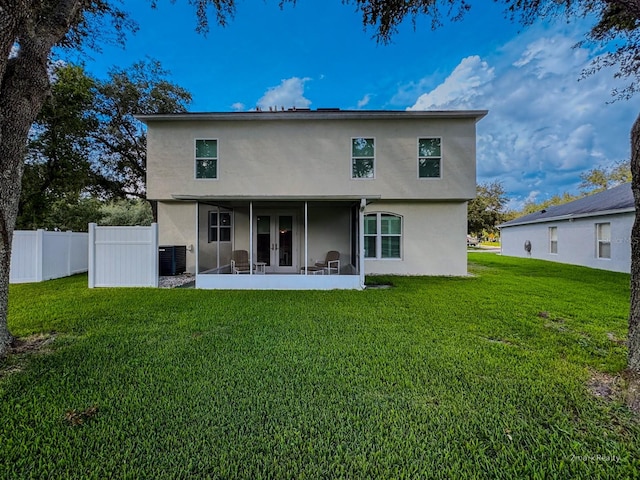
[351,137,376,180]
[417,137,442,179]
[195,138,218,180]
[364,212,402,260]
[596,222,611,259]
[548,226,558,254]
[208,209,232,244]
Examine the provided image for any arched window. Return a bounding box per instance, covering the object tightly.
[364,213,402,259]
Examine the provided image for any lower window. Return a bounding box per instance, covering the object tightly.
[209,210,232,243]
[596,223,611,259]
[549,226,558,254]
[364,213,401,259]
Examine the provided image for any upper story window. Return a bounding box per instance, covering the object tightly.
[352,137,375,179]
[549,226,558,254]
[196,139,218,179]
[364,213,402,259]
[596,223,611,259]
[418,138,441,178]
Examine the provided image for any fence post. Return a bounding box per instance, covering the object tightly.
[66,230,73,277]
[88,223,96,288]
[35,229,44,282]
[151,223,159,287]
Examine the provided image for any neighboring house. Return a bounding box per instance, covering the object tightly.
[499,183,634,273]
[138,109,487,289]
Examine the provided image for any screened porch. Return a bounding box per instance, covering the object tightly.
[188,197,372,290]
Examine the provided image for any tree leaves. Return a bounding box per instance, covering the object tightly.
[17,59,191,230]
[467,181,507,237]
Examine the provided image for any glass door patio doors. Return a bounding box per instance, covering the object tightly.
[255,211,298,273]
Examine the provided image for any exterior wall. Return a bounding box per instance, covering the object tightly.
[146,116,478,202]
[158,199,469,276]
[306,206,352,269]
[157,201,197,273]
[364,201,468,276]
[500,212,633,273]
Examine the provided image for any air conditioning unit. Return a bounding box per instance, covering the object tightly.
[158,245,186,276]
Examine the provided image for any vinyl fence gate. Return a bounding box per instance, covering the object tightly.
[88,223,158,288]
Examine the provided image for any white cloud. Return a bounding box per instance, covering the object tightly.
[231,102,245,111]
[408,56,495,110]
[402,25,636,206]
[357,94,371,108]
[257,77,312,110]
[512,35,589,78]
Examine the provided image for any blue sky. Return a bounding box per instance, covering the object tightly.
[71,1,638,209]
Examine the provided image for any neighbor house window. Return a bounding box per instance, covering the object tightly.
[596,223,611,259]
[209,211,231,243]
[418,138,441,178]
[196,139,218,179]
[364,213,401,259]
[549,226,558,254]
[352,137,375,179]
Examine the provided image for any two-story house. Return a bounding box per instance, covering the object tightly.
[138,109,487,289]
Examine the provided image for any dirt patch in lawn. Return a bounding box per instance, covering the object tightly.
[585,369,640,415]
[587,370,623,402]
[10,333,56,354]
[0,333,56,378]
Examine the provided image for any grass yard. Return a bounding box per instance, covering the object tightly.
[1,253,638,478]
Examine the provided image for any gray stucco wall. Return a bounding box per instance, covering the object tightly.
[500,212,633,273]
[145,116,478,202]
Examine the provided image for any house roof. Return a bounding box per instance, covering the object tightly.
[500,182,635,228]
[136,109,488,123]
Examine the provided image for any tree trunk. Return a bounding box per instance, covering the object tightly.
[0,41,54,358]
[627,112,640,411]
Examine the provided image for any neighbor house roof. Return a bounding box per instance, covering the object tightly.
[136,109,488,123]
[500,182,635,228]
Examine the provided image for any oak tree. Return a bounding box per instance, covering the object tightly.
[0,1,205,356]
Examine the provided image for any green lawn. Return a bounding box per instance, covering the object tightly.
[1,254,638,479]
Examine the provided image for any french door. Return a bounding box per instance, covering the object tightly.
[255,211,298,273]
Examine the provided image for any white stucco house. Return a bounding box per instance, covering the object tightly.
[499,183,634,273]
[137,109,487,289]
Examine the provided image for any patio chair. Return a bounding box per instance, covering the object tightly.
[231,250,251,274]
[315,250,340,275]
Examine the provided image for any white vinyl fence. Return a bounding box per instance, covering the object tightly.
[10,230,89,284]
[88,223,158,288]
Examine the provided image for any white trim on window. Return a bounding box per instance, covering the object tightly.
[351,137,376,180]
[208,208,232,243]
[364,212,402,260]
[596,222,611,259]
[549,226,558,254]
[195,138,219,180]
[417,137,442,179]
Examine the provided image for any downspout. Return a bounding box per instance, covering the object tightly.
[195,203,199,285]
[359,198,366,289]
[249,201,253,275]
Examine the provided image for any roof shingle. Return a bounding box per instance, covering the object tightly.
[500,183,634,228]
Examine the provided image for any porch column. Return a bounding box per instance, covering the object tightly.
[304,201,308,275]
[195,202,200,277]
[249,201,253,275]
[359,198,366,288]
